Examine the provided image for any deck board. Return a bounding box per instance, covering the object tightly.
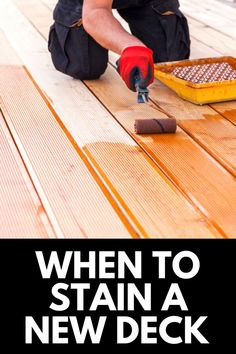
[84,65,236,237]
[182,0,236,22]
[210,101,236,125]
[0,109,53,238]
[188,18,236,57]
[181,0,236,39]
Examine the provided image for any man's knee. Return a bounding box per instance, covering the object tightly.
[48,2,108,80]
[70,65,108,81]
[72,47,108,80]
[48,23,108,80]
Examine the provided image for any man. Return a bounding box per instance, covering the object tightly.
[48,0,190,92]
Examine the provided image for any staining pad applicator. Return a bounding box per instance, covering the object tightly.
[134,118,177,135]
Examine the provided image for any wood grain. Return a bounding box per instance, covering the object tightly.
[181,0,236,23]
[188,17,236,57]
[210,101,236,125]
[181,0,236,39]
[0,109,54,237]
[21,0,233,238]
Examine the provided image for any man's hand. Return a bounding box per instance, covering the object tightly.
[118,46,154,91]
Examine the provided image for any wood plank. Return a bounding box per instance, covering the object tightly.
[181,0,236,39]
[0,109,54,238]
[188,17,236,57]
[41,0,56,9]
[210,101,236,125]
[1,0,222,238]
[183,6,236,126]
[20,0,236,237]
[0,34,132,238]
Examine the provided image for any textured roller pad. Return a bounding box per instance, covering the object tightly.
[134,118,177,134]
[172,62,236,84]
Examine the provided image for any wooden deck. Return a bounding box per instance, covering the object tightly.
[0,0,235,238]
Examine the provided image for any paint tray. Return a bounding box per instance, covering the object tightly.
[154,56,236,105]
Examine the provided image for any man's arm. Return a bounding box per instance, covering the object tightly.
[82,0,145,54]
[83,0,154,91]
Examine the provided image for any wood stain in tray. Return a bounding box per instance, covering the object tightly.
[154,56,236,104]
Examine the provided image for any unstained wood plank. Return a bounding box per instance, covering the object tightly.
[182,0,236,22]
[0,35,132,238]
[188,17,236,57]
[181,0,236,39]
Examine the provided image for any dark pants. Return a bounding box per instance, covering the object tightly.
[48,0,190,80]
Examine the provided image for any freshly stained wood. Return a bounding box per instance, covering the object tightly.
[0,109,53,238]
[0,0,222,238]
[15,0,52,39]
[210,101,236,125]
[189,37,220,59]
[40,0,56,9]
[83,64,236,237]
[0,39,131,238]
[109,14,236,176]
[149,80,236,176]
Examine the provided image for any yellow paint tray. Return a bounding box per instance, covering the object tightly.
[154,56,236,105]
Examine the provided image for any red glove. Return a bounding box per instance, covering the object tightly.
[117,46,154,91]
